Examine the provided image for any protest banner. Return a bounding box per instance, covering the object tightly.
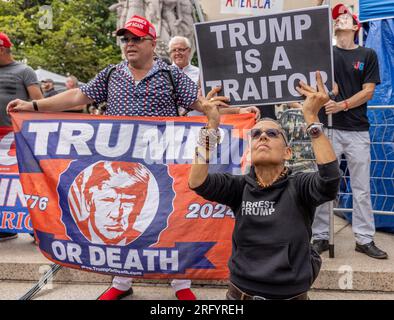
[220,0,284,15]
[0,127,33,234]
[195,6,333,106]
[11,112,255,279]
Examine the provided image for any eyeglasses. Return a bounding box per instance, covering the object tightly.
[169,47,189,54]
[120,36,153,44]
[250,128,288,146]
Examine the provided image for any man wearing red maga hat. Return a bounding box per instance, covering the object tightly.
[117,15,157,38]
[312,4,388,260]
[331,3,361,35]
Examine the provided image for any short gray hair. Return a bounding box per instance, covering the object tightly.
[168,36,191,50]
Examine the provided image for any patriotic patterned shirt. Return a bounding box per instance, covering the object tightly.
[80,59,198,117]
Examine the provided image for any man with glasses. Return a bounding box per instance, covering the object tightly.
[169,36,199,84]
[0,32,43,242]
[169,36,200,116]
[7,15,259,300]
[312,4,387,259]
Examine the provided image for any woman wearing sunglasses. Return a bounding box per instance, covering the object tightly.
[189,72,340,300]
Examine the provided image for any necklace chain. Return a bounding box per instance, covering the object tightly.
[256,167,288,188]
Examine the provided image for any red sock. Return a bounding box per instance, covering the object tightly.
[176,288,196,300]
[98,287,130,300]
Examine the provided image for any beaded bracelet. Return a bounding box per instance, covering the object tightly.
[197,127,220,151]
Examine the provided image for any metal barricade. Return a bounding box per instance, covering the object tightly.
[335,106,394,218]
[278,106,394,257]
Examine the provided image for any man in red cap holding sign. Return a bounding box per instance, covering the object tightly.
[312,4,387,260]
[7,15,259,300]
[0,32,42,242]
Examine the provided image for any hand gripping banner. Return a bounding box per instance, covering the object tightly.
[11,112,255,280]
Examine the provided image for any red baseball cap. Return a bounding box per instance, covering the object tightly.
[332,4,361,31]
[0,32,12,48]
[116,15,156,39]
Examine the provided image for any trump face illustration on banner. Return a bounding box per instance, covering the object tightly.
[68,161,159,246]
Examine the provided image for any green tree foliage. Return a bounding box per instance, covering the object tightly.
[0,0,121,82]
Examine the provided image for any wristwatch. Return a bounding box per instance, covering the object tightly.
[306,122,324,139]
[32,100,39,111]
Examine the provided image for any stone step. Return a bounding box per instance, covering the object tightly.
[312,216,394,292]
[1,281,394,300]
[1,216,394,292]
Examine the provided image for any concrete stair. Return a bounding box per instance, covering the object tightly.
[2,281,394,300]
[1,216,394,299]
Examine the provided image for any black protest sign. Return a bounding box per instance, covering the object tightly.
[194,6,333,106]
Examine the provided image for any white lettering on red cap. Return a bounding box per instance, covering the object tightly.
[129,21,144,30]
[132,17,147,25]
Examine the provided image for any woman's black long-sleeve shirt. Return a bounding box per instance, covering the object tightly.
[192,160,340,297]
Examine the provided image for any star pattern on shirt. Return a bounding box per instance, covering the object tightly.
[80,59,198,117]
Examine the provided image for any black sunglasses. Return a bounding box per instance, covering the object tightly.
[250,128,289,146]
[120,36,153,44]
